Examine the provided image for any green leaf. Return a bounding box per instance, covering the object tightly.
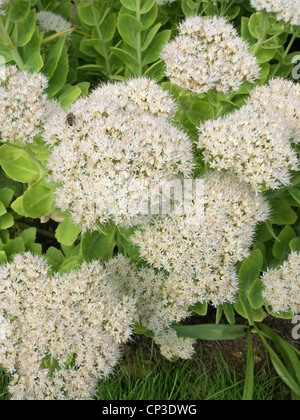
[290,237,300,253]
[0,144,24,161]
[243,330,254,401]
[172,324,248,341]
[270,199,298,225]
[142,30,171,65]
[10,0,30,23]
[187,100,215,125]
[118,14,143,49]
[190,302,208,316]
[143,60,165,81]
[16,9,36,47]
[0,202,6,217]
[248,12,269,39]
[55,216,81,247]
[42,36,66,79]
[0,251,7,265]
[0,212,14,230]
[111,47,139,73]
[248,279,265,310]
[0,188,14,208]
[26,243,42,255]
[11,196,25,216]
[46,246,65,270]
[22,28,43,72]
[21,227,37,246]
[81,229,116,262]
[273,226,296,263]
[0,151,41,184]
[101,13,117,42]
[238,249,263,294]
[3,237,25,259]
[78,4,96,26]
[46,46,69,98]
[142,23,161,51]
[22,185,54,218]
[58,85,82,109]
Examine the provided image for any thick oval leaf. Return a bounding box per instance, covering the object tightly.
[81,229,116,262]
[172,324,248,340]
[55,216,81,247]
[22,185,54,218]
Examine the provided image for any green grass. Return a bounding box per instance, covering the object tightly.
[0,346,289,401]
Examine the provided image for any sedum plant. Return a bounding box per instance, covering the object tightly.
[0,0,300,401]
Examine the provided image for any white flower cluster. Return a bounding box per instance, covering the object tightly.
[250,0,300,27]
[45,85,193,230]
[131,171,270,308]
[0,66,55,144]
[161,16,260,94]
[249,79,300,144]
[36,11,73,34]
[0,253,137,400]
[154,330,196,361]
[198,79,300,191]
[90,78,178,120]
[262,252,300,314]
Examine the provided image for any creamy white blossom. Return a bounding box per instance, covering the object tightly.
[131,171,270,308]
[90,78,178,120]
[154,329,196,361]
[0,66,53,144]
[45,90,194,230]
[0,253,137,400]
[161,16,260,94]
[262,252,300,315]
[249,78,300,144]
[198,80,300,191]
[250,0,300,26]
[36,11,72,34]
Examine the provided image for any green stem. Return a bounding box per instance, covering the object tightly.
[0,16,24,69]
[91,1,111,76]
[15,221,55,239]
[136,0,142,76]
[270,33,297,78]
[243,329,255,401]
[41,28,76,44]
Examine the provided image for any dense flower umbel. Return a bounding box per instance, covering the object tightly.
[198,80,300,192]
[36,11,73,33]
[154,330,196,361]
[131,171,270,307]
[45,92,194,230]
[262,252,300,315]
[0,66,51,144]
[0,253,137,400]
[90,78,178,120]
[161,16,260,94]
[250,0,300,26]
[249,79,300,144]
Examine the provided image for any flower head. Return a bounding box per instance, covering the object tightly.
[262,252,300,315]
[161,16,260,94]
[90,78,178,120]
[0,66,51,144]
[36,11,72,34]
[198,80,300,191]
[45,90,193,230]
[0,253,136,400]
[250,0,300,26]
[131,171,270,307]
[154,329,196,361]
[0,0,9,15]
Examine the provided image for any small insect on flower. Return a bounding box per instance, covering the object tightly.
[66,112,76,127]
